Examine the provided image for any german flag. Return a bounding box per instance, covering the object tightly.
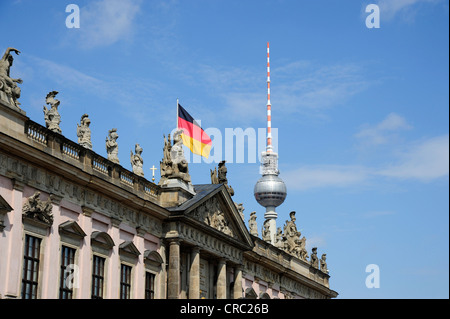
[177,103,212,158]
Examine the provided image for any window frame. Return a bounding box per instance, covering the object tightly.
[58,244,77,299]
[144,271,156,299]
[119,263,133,299]
[91,254,106,299]
[21,234,42,299]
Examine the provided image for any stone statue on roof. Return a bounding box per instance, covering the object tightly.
[0,47,22,108]
[211,160,234,196]
[248,211,258,236]
[130,143,144,177]
[159,130,191,184]
[77,114,92,149]
[106,128,119,164]
[43,91,62,134]
[310,247,319,269]
[320,253,329,274]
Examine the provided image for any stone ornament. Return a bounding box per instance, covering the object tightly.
[159,130,191,184]
[43,91,62,134]
[22,191,54,225]
[235,203,244,220]
[77,114,92,149]
[130,143,144,177]
[320,253,329,274]
[190,197,234,237]
[248,211,258,236]
[310,247,319,269]
[262,219,271,243]
[106,128,119,164]
[211,160,234,196]
[0,47,22,108]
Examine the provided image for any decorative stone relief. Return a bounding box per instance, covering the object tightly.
[22,191,53,225]
[189,197,235,238]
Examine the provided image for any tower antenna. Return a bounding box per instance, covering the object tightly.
[266,42,273,153]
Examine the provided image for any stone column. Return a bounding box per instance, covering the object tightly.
[233,265,243,299]
[167,239,181,299]
[217,258,227,299]
[189,247,200,299]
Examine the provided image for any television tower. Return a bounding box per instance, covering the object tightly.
[254,42,287,244]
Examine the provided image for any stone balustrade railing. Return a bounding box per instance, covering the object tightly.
[24,119,159,201]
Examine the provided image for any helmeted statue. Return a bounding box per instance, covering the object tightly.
[43,91,62,134]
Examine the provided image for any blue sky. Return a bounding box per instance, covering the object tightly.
[1,0,448,298]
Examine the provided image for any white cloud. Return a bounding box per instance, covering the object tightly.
[284,165,371,191]
[376,0,440,21]
[283,133,448,191]
[355,113,413,146]
[25,54,163,127]
[77,0,142,48]
[190,60,369,126]
[378,134,449,181]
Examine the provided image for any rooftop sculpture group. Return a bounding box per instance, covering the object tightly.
[160,130,191,185]
[249,210,329,273]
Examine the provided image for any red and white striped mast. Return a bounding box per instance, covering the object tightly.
[254,42,287,245]
[266,42,273,153]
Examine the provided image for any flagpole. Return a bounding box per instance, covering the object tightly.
[176,98,179,130]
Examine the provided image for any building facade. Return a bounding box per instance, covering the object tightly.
[0,48,337,300]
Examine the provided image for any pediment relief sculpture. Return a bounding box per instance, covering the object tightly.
[189,197,235,238]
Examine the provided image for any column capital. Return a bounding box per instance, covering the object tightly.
[168,238,181,245]
[191,246,200,254]
[218,257,227,265]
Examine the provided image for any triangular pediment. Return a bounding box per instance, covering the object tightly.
[59,220,87,239]
[181,184,254,248]
[119,241,141,257]
[0,195,13,213]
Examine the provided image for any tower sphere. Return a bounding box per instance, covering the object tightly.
[254,174,287,208]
